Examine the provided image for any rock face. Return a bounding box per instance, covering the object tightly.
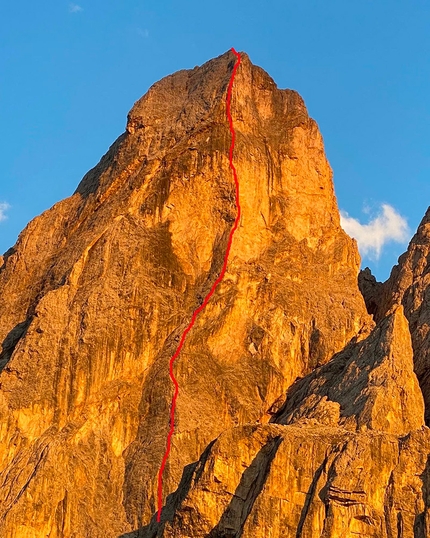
[358,267,384,318]
[144,306,428,538]
[273,306,424,436]
[146,425,430,538]
[0,49,427,538]
[360,208,430,425]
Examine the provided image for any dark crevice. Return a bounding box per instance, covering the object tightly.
[0,318,32,372]
[358,267,384,320]
[118,444,213,538]
[206,435,283,538]
[296,456,328,538]
[119,436,283,538]
[384,471,395,538]
[414,454,430,537]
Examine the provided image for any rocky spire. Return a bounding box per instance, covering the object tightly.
[0,50,374,537]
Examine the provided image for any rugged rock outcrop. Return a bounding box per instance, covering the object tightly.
[358,267,384,318]
[143,425,430,538]
[273,306,424,436]
[140,304,429,537]
[364,208,430,425]
[0,50,371,537]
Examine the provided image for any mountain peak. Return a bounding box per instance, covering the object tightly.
[1,50,409,537]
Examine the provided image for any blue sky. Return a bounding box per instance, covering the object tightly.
[1,0,429,282]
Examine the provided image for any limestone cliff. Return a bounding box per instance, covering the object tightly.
[149,425,430,538]
[359,209,430,425]
[273,306,424,436]
[143,306,429,537]
[0,49,424,538]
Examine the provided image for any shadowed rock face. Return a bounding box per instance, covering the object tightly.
[358,267,384,318]
[0,48,417,538]
[273,306,424,436]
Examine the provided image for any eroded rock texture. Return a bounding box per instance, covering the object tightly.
[143,305,429,537]
[0,49,427,538]
[365,208,430,425]
[273,306,424,436]
[358,267,384,318]
[148,425,430,538]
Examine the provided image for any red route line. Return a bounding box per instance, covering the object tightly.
[156,48,242,523]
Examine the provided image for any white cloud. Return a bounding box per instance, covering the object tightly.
[340,203,410,260]
[0,202,10,222]
[69,3,83,13]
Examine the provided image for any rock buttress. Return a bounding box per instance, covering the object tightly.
[0,50,369,537]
